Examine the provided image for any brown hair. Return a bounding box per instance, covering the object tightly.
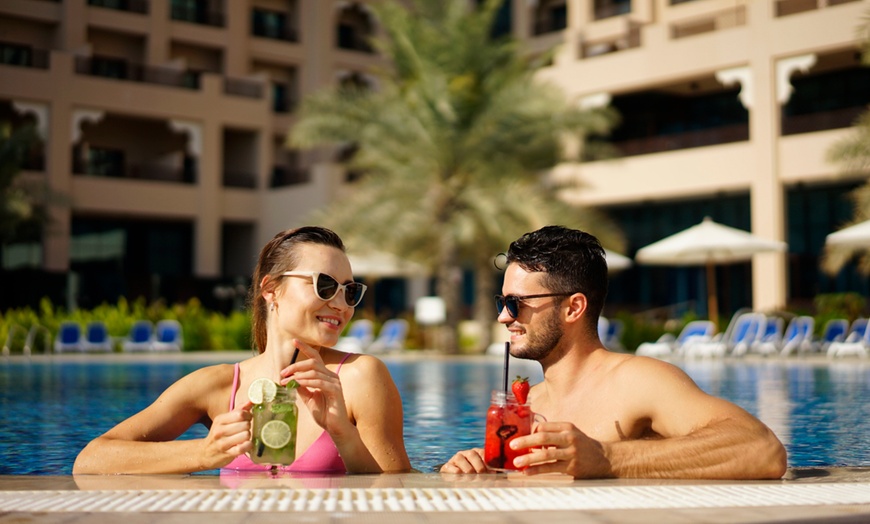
[249,226,346,354]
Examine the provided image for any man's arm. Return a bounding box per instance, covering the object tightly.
[512,358,787,479]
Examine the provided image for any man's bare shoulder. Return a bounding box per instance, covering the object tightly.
[605,351,699,391]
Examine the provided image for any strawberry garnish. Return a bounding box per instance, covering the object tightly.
[511,375,530,405]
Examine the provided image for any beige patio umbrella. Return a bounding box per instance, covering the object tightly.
[825,219,870,248]
[604,249,632,273]
[635,217,787,325]
[349,251,428,279]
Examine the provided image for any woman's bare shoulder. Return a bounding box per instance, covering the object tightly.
[169,362,237,397]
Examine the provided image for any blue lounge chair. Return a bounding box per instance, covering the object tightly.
[778,316,815,356]
[122,320,153,352]
[750,316,784,356]
[685,312,765,358]
[809,318,850,354]
[54,321,83,353]
[367,319,409,354]
[827,318,870,358]
[601,317,625,352]
[334,319,374,353]
[637,320,716,358]
[81,321,113,353]
[152,320,183,352]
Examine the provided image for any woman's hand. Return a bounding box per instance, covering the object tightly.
[440,448,488,474]
[279,340,353,438]
[201,400,254,469]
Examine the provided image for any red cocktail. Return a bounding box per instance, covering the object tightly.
[484,390,532,471]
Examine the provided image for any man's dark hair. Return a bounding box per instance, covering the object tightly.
[505,225,608,330]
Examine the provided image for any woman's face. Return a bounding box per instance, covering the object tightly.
[270,243,357,348]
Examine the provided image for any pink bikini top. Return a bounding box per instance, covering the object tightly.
[222,354,351,473]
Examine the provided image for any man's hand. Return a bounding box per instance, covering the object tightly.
[510,422,612,478]
[440,448,488,474]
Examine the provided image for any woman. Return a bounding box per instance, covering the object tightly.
[73,226,411,474]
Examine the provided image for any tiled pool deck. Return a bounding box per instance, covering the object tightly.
[2,468,870,523]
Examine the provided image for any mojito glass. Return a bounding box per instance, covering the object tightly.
[249,379,298,466]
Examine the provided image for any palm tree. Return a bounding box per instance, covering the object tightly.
[823,11,870,275]
[291,0,619,352]
[0,123,42,244]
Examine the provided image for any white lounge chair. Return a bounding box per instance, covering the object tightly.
[334,319,374,353]
[81,321,113,353]
[808,318,849,354]
[367,319,409,354]
[749,316,784,356]
[685,312,766,358]
[122,320,153,352]
[777,316,815,356]
[636,320,716,359]
[827,319,870,358]
[152,319,183,352]
[53,321,83,353]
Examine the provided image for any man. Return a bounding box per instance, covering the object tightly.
[441,226,787,479]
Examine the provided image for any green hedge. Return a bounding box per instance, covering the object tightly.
[0,297,252,353]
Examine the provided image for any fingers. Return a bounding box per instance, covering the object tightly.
[440,449,488,474]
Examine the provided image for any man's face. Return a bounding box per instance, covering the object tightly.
[498,264,564,361]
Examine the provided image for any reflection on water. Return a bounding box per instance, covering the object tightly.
[0,357,867,475]
[682,359,870,469]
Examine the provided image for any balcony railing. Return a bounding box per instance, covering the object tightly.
[171,4,224,27]
[87,0,149,14]
[532,5,567,36]
[594,0,631,20]
[73,146,197,184]
[270,166,309,187]
[0,43,49,69]
[224,77,264,99]
[781,106,866,136]
[775,0,860,17]
[223,171,258,189]
[251,10,298,42]
[610,123,749,157]
[75,56,200,89]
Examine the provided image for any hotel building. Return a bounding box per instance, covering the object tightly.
[1,0,868,319]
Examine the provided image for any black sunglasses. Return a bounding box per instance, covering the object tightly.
[494,293,573,319]
[282,271,367,307]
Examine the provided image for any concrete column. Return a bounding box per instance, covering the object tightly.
[301,0,336,93]
[746,1,787,312]
[145,0,170,65]
[512,0,531,40]
[191,77,221,277]
[224,0,248,76]
[43,53,75,272]
[58,0,87,52]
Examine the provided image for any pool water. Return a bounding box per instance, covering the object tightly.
[0,356,868,475]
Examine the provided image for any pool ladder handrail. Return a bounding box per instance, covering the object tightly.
[3,323,52,356]
[2,323,26,356]
[24,324,52,356]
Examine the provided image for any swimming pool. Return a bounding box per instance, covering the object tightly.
[1,354,868,475]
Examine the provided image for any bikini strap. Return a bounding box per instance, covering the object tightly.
[335,352,352,375]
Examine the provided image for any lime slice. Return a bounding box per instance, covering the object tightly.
[248,377,277,405]
[260,419,292,449]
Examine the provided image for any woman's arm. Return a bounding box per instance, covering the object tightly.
[340,355,411,473]
[73,366,253,474]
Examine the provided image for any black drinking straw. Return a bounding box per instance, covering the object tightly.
[290,347,300,365]
[502,341,510,393]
